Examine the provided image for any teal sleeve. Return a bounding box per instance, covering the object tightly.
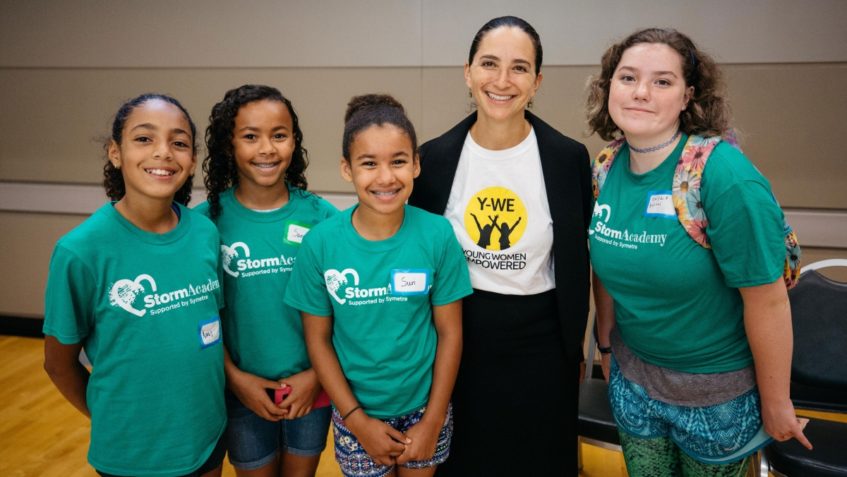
[703,147,785,288]
[43,244,95,344]
[431,219,473,306]
[284,234,333,317]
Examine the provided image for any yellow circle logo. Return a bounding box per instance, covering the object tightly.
[464,187,527,251]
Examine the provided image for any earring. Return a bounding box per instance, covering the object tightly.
[467,89,477,113]
[527,99,534,109]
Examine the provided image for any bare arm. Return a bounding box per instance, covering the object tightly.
[592,272,616,382]
[398,300,462,464]
[302,312,408,466]
[741,279,811,449]
[43,336,90,417]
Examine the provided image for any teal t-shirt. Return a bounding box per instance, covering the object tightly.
[284,205,472,418]
[194,186,337,379]
[43,203,226,477]
[589,137,784,373]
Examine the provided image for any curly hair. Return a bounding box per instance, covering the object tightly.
[342,94,417,161]
[586,28,731,142]
[103,93,197,204]
[203,84,309,219]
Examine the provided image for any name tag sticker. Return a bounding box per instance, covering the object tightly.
[644,191,676,218]
[284,222,311,245]
[390,269,431,296]
[199,317,221,348]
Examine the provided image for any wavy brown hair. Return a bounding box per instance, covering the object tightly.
[103,93,196,204]
[203,84,309,219]
[586,28,731,141]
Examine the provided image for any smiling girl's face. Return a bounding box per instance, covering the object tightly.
[108,98,196,203]
[341,124,419,221]
[608,42,693,144]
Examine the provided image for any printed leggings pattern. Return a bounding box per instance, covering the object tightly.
[620,432,750,477]
[609,358,762,462]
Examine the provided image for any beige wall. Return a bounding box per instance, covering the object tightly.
[1,0,846,317]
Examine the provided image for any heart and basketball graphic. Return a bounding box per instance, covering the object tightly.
[323,268,360,305]
[109,274,157,317]
[221,242,250,277]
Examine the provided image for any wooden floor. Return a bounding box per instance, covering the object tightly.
[3,335,843,476]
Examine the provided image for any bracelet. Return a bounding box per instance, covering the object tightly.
[598,345,612,355]
[342,405,362,420]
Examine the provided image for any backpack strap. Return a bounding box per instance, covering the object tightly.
[591,138,626,200]
[591,134,801,289]
[672,134,801,289]
[672,135,722,248]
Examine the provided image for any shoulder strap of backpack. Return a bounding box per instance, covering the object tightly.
[591,138,626,200]
[673,134,801,289]
[672,135,722,248]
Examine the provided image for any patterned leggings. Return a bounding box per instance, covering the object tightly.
[620,432,750,477]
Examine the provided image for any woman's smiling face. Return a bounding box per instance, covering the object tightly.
[465,26,542,123]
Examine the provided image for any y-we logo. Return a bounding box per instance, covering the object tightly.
[109,274,156,317]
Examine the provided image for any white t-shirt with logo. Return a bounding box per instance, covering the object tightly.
[444,128,555,295]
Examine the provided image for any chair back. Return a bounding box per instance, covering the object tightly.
[788,260,847,408]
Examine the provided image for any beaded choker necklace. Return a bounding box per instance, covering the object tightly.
[628,130,681,154]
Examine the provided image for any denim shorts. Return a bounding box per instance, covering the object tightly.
[332,404,453,477]
[609,357,772,464]
[225,392,331,470]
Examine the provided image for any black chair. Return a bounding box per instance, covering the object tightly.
[764,259,847,477]
[578,313,620,469]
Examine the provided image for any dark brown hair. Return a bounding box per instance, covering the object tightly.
[468,16,543,75]
[202,84,309,219]
[103,93,196,204]
[342,94,417,160]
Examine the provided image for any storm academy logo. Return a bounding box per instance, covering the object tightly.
[588,202,612,236]
[324,268,360,305]
[221,242,250,277]
[464,186,527,251]
[109,274,156,317]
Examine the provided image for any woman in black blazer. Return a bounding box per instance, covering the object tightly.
[409,16,592,476]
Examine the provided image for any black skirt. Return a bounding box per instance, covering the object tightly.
[437,288,579,477]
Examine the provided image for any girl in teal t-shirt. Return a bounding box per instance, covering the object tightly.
[197,84,336,475]
[285,94,472,477]
[43,94,227,476]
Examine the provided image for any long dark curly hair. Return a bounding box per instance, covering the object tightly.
[586,28,731,141]
[203,84,309,219]
[103,93,197,204]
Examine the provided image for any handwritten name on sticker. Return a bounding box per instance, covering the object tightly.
[199,317,221,348]
[285,222,311,245]
[645,191,676,218]
[391,269,431,296]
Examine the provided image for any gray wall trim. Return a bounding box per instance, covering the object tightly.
[0,181,358,216]
[1,181,843,249]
